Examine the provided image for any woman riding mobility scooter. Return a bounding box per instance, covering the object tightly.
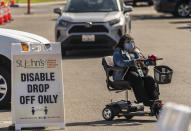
[102,35,173,121]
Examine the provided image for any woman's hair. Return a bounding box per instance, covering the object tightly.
[115,34,134,50]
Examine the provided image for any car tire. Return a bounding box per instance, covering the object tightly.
[62,51,66,56]
[133,1,137,6]
[148,0,154,6]
[174,3,191,17]
[0,66,11,108]
[61,48,66,56]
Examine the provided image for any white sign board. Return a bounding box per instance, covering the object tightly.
[11,43,65,130]
[157,102,191,131]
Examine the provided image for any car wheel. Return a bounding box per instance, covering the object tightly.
[0,66,11,108]
[133,1,137,6]
[61,48,67,56]
[175,3,191,17]
[102,107,114,121]
[62,51,66,56]
[148,0,154,6]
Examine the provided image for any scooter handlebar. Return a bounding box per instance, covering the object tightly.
[134,58,163,66]
[135,58,163,62]
[156,58,163,60]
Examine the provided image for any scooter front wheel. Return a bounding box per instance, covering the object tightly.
[102,107,114,121]
[154,103,163,119]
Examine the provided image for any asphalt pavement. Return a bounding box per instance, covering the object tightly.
[1,2,191,131]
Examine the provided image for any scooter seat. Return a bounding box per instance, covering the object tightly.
[102,56,131,91]
[109,80,131,90]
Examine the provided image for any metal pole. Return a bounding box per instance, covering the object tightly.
[27,0,30,14]
[125,91,128,101]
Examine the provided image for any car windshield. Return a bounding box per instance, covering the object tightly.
[65,0,119,12]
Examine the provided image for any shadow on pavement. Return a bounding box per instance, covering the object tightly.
[132,14,191,21]
[170,21,191,31]
[170,21,191,24]
[66,119,156,127]
[0,126,46,131]
[62,49,113,60]
[133,4,152,8]
[51,18,58,21]
[177,26,191,30]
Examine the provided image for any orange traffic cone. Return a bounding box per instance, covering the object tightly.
[7,2,12,21]
[10,0,18,7]
[1,0,5,6]
[0,6,4,25]
[10,0,14,5]
[3,5,9,22]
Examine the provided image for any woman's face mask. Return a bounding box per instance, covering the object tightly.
[124,42,135,52]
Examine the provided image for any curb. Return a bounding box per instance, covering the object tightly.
[18,1,66,7]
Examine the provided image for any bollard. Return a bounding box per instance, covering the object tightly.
[27,0,30,14]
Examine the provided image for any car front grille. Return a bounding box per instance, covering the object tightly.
[61,35,117,49]
[69,25,109,33]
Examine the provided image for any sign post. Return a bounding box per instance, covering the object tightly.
[11,43,65,131]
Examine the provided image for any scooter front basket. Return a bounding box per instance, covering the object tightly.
[154,65,173,84]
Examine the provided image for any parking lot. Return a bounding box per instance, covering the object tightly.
[1,2,191,131]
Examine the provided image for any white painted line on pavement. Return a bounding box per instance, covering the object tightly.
[0,121,12,125]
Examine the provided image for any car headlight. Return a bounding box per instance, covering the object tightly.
[108,19,120,26]
[59,20,70,27]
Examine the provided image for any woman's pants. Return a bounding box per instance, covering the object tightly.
[124,71,160,106]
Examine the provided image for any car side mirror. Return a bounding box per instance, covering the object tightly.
[123,5,133,13]
[54,7,62,16]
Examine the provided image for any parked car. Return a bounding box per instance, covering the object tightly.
[0,28,49,107]
[124,0,154,6]
[154,0,191,17]
[54,0,133,55]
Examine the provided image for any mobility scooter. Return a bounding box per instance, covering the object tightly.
[102,55,173,121]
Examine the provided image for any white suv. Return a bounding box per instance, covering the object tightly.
[0,28,49,107]
[54,0,132,55]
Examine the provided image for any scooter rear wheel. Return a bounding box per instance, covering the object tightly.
[102,107,114,121]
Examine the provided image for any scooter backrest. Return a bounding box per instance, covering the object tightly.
[103,56,114,67]
[102,56,114,76]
